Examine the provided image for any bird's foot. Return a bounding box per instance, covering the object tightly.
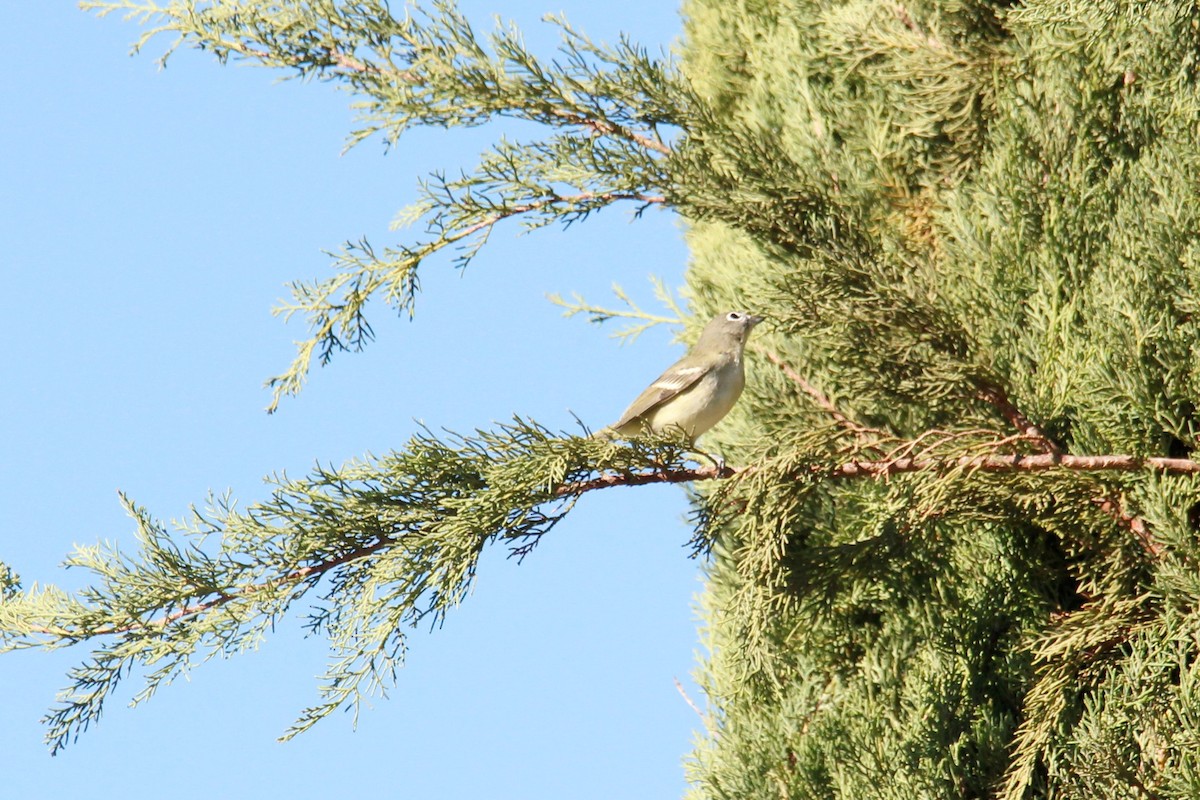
[692,448,729,475]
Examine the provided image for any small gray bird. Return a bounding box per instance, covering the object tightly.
[600,311,763,442]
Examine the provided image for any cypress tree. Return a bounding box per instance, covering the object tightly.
[3,2,1200,798]
[681,2,1200,797]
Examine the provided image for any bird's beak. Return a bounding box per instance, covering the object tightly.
[748,315,765,328]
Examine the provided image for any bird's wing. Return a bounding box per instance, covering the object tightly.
[611,361,709,430]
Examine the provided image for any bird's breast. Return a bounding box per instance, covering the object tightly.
[645,358,745,438]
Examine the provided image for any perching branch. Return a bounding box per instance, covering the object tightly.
[27,449,1193,643]
[4,408,1195,753]
[576,450,1200,485]
[0,420,707,752]
[29,459,718,644]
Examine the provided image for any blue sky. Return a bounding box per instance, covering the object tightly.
[0,2,705,798]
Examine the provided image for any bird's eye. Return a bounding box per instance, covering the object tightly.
[727,312,742,321]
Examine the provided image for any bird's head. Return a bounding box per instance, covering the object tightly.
[695,310,764,351]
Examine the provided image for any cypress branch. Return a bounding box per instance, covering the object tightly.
[5,404,1189,753]
[84,0,686,411]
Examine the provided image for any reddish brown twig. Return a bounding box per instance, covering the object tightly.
[45,448,1192,641]
[455,192,665,240]
[30,537,394,640]
[755,348,888,445]
[547,109,672,156]
[674,678,708,725]
[557,452,1200,496]
[1092,498,1163,558]
[832,452,1200,477]
[555,465,733,496]
[967,380,1164,556]
[216,39,671,156]
[756,351,1162,557]
[972,380,1062,455]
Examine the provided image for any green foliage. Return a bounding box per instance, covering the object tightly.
[0,419,700,752]
[549,277,686,344]
[678,1,1200,798]
[0,563,20,600]
[83,0,683,410]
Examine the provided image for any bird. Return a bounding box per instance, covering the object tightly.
[598,311,763,443]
